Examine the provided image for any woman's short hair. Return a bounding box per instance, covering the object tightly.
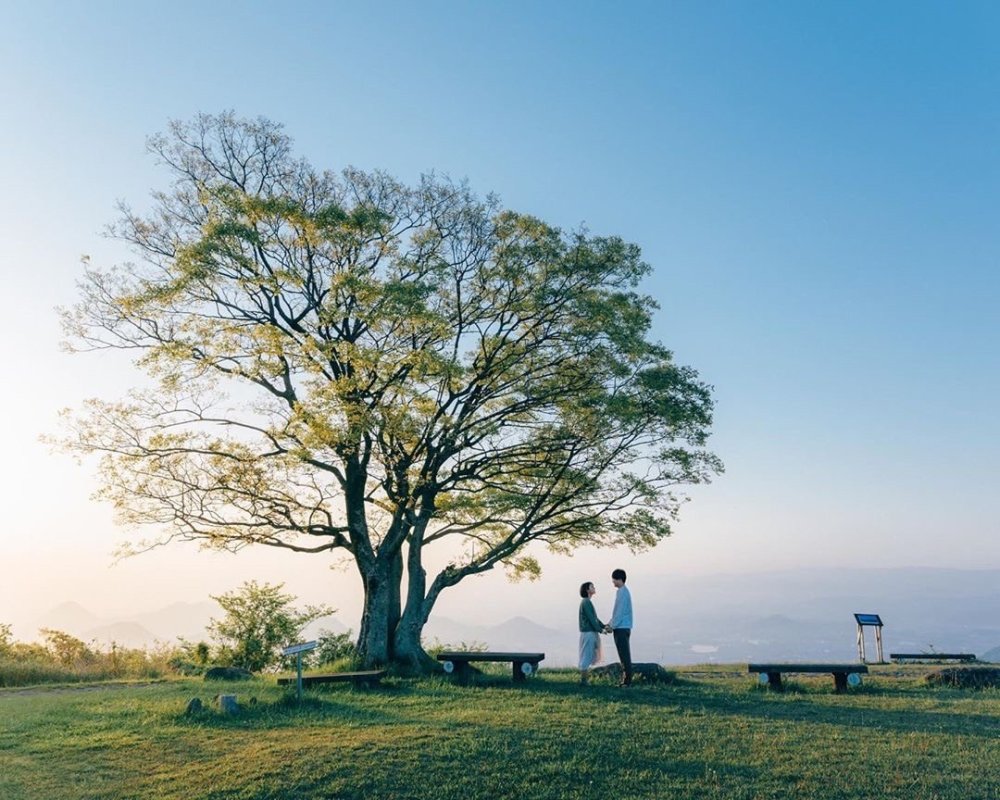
[579,582,593,598]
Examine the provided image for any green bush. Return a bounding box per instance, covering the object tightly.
[0,626,185,688]
[208,581,332,673]
[422,637,488,658]
[926,667,1000,689]
[312,629,356,668]
[169,640,215,676]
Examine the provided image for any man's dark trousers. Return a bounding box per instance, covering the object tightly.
[612,628,632,685]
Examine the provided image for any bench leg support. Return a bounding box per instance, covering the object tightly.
[767,672,783,691]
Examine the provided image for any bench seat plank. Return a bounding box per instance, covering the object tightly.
[889,653,976,662]
[748,663,869,674]
[436,651,544,662]
[748,663,867,692]
[277,670,385,687]
[436,651,545,683]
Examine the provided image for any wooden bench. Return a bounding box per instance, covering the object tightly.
[437,651,544,683]
[748,663,869,692]
[890,653,976,663]
[277,669,386,688]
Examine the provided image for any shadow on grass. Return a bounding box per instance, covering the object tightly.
[190,707,763,800]
[518,675,999,739]
[436,667,694,691]
[703,691,999,738]
[176,682,407,730]
[216,755,762,800]
[182,672,997,741]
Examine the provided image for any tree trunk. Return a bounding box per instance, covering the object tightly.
[345,456,405,668]
[386,549,402,653]
[356,563,394,667]
[393,537,436,672]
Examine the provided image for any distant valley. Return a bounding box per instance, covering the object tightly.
[25,567,1000,668]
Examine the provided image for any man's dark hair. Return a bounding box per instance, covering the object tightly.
[611,568,627,582]
[579,582,593,598]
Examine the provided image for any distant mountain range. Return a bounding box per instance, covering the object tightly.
[424,567,1000,667]
[627,567,1000,668]
[33,599,350,648]
[34,600,218,647]
[25,568,1000,667]
[424,615,560,653]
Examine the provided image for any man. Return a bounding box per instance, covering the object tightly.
[606,568,633,686]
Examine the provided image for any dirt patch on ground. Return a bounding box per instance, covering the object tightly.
[0,680,165,699]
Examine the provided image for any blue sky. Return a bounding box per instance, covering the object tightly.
[1,2,998,631]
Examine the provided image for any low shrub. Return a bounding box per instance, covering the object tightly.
[0,625,185,688]
[204,666,253,681]
[589,662,679,684]
[925,667,1000,689]
[0,656,109,687]
[312,629,356,668]
[312,656,357,674]
[422,638,488,658]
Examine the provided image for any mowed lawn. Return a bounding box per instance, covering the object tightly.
[0,667,996,800]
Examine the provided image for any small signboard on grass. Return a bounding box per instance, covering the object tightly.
[282,640,318,656]
[853,613,884,663]
[282,641,318,700]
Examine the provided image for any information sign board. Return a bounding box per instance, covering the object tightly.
[282,640,318,656]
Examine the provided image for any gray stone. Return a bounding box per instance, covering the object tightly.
[184,697,204,715]
[217,694,239,714]
[589,662,677,684]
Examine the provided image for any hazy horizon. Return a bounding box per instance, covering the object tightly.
[14,565,1000,670]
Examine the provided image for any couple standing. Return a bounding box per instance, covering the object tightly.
[578,568,633,686]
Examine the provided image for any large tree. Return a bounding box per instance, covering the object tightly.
[62,113,722,668]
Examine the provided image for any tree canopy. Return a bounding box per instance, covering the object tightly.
[62,112,722,667]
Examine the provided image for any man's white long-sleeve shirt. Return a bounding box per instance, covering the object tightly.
[610,585,633,630]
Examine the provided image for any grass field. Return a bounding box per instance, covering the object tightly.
[0,665,996,799]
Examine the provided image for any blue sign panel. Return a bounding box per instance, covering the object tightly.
[854,613,883,626]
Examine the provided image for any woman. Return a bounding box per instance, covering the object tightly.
[578,581,606,685]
